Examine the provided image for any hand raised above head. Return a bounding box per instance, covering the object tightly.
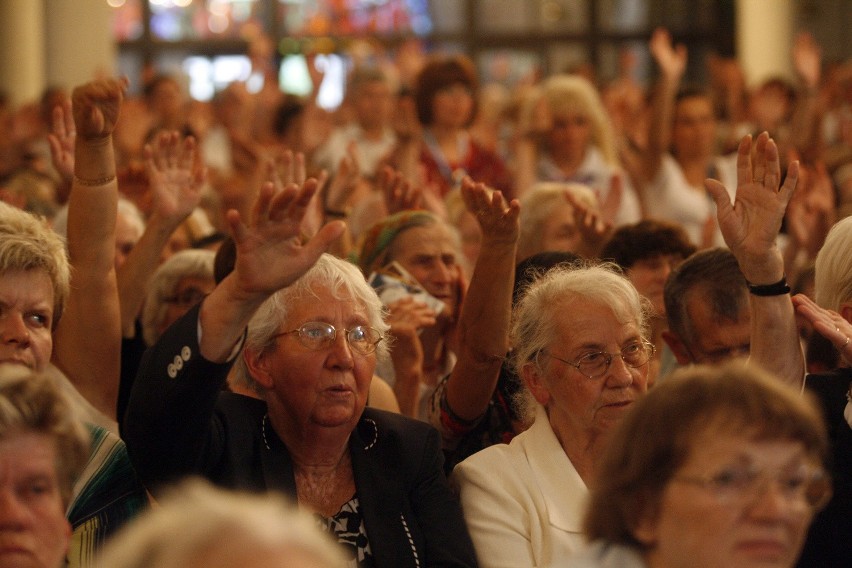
[71,77,129,142]
[460,177,519,245]
[47,98,75,182]
[144,131,205,224]
[225,178,345,301]
[705,132,798,283]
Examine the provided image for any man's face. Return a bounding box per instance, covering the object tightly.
[0,432,71,568]
[667,292,751,365]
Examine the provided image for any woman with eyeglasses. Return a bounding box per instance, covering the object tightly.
[453,261,654,567]
[568,362,830,568]
[123,179,477,567]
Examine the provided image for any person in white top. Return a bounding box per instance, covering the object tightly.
[641,28,737,247]
[453,262,654,567]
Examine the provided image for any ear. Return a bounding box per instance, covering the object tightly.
[840,303,852,325]
[632,509,660,547]
[521,361,552,407]
[662,330,692,365]
[243,347,274,390]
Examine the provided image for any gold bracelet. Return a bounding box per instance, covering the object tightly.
[73,174,117,186]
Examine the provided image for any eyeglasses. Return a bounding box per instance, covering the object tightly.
[273,322,383,356]
[673,465,832,512]
[163,288,209,307]
[542,341,655,379]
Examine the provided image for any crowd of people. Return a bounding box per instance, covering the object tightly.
[0,26,850,568]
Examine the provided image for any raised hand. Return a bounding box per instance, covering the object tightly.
[705,132,798,282]
[144,131,205,225]
[564,189,612,259]
[649,28,687,80]
[460,177,519,245]
[47,98,75,182]
[71,77,129,142]
[792,294,852,362]
[325,143,363,212]
[793,32,822,90]
[225,179,345,299]
[379,165,422,214]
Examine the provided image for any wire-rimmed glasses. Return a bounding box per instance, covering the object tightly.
[273,322,383,356]
[542,340,655,379]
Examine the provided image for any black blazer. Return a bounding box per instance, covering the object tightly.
[123,303,477,568]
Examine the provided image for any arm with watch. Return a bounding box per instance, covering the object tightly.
[705,131,804,388]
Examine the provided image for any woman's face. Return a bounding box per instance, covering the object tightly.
[527,301,649,446]
[389,224,461,317]
[159,275,217,337]
[546,110,592,164]
[431,83,474,129]
[671,96,716,162]
[538,201,582,255]
[0,269,54,372]
[251,285,375,432]
[638,433,820,568]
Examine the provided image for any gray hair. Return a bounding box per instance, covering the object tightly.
[815,216,852,311]
[94,478,347,568]
[141,249,216,346]
[517,182,597,261]
[510,261,651,421]
[233,253,390,392]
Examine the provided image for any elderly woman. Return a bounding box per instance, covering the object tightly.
[517,181,607,261]
[0,365,90,568]
[123,179,477,567]
[141,248,216,347]
[569,363,830,568]
[357,210,464,418]
[453,261,654,566]
[789,215,852,566]
[514,74,641,225]
[96,479,346,568]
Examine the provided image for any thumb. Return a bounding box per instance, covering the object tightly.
[704,178,733,215]
[302,220,346,256]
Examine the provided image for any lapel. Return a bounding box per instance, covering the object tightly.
[258,414,298,496]
[350,413,415,568]
[521,407,589,534]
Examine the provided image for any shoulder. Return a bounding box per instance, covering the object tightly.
[360,407,437,444]
[566,541,647,568]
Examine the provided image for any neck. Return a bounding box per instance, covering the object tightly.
[675,154,712,186]
[359,122,385,140]
[549,413,609,487]
[267,410,351,470]
[428,124,462,143]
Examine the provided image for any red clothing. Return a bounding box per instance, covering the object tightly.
[419,138,513,199]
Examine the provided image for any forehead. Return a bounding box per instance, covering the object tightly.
[0,432,59,477]
[283,284,369,326]
[553,300,640,347]
[390,225,458,258]
[674,96,714,120]
[0,269,55,305]
[679,430,809,470]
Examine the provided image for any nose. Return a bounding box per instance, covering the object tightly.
[326,330,355,370]
[605,354,634,387]
[0,313,30,346]
[432,261,453,285]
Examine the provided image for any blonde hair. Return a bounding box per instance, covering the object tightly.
[815,216,852,311]
[523,74,620,166]
[95,478,347,568]
[0,201,70,327]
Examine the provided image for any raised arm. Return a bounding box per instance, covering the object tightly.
[644,28,687,182]
[117,131,205,336]
[198,178,345,362]
[705,132,803,386]
[444,179,520,420]
[53,78,127,419]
